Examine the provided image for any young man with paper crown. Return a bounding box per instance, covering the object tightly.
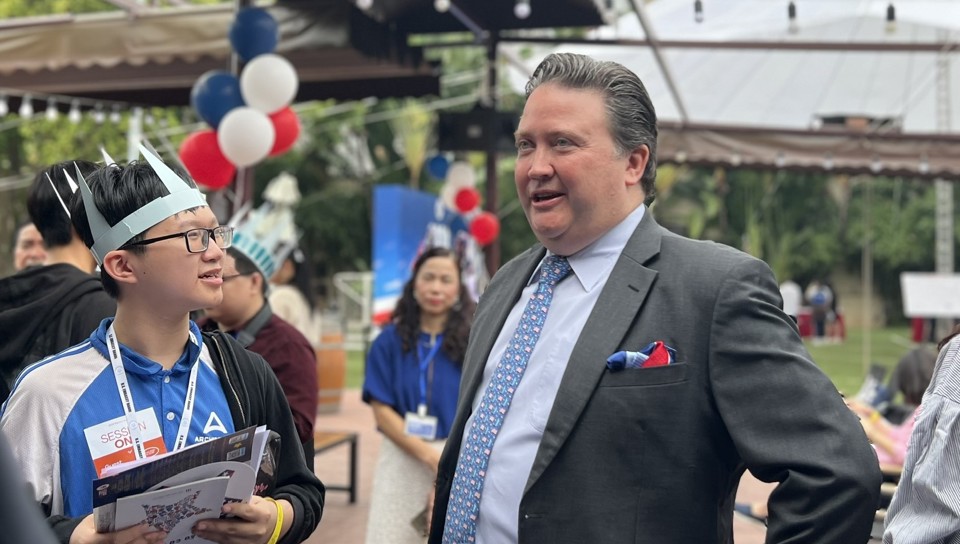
[0,147,324,544]
[200,203,318,468]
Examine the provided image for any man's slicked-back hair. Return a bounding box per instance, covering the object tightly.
[525,52,659,202]
[27,160,98,248]
[69,161,200,298]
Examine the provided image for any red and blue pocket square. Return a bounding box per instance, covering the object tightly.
[606,341,676,371]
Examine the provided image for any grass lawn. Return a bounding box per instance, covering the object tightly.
[806,326,915,396]
[343,326,918,395]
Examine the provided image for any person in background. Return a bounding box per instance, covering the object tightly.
[0,149,323,543]
[12,221,47,272]
[363,247,474,544]
[429,52,879,544]
[884,329,960,543]
[269,249,317,345]
[736,346,937,524]
[0,162,115,402]
[778,278,802,322]
[202,247,318,467]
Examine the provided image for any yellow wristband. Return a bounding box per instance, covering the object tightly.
[869,411,881,423]
[264,497,284,544]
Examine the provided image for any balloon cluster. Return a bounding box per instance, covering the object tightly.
[429,156,501,247]
[180,7,301,190]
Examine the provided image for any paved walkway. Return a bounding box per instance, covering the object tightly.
[305,389,771,543]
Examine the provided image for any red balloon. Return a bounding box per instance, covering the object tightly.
[179,129,235,190]
[269,107,300,156]
[469,211,500,246]
[454,187,481,213]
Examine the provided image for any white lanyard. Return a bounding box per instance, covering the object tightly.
[106,323,201,459]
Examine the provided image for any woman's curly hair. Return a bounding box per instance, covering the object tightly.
[391,247,476,365]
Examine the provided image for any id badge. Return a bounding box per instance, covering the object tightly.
[404,410,438,440]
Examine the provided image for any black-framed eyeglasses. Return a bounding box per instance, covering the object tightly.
[221,272,254,282]
[124,226,234,254]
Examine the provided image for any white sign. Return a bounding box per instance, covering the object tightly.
[900,272,960,317]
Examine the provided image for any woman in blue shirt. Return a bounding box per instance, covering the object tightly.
[363,247,475,544]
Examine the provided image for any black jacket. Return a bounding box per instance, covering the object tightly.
[47,330,325,543]
[0,264,115,401]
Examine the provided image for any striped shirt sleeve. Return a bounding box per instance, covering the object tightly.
[884,337,960,544]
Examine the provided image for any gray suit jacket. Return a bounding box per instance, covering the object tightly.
[430,211,881,543]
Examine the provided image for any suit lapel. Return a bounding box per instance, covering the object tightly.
[526,211,663,492]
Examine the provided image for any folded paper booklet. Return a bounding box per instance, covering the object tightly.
[93,425,272,541]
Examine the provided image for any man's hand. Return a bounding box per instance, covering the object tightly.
[69,515,166,544]
[191,495,286,544]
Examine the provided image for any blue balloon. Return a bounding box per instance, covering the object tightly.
[190,71,245,129]
[229,7,279,62]
[426,155,450,180]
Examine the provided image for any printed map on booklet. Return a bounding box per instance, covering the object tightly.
[92,425,272,542]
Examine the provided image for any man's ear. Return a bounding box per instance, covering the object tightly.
[101,250,139,286]
[624,144,650,188]
[250,271,267,296]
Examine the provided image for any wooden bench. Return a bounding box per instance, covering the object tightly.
[313,430,358,503]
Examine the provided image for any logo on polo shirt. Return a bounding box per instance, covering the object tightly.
[203,411,228,435]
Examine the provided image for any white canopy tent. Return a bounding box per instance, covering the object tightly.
[504,0,960,179]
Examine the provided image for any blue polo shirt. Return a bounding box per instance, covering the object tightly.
[362,324,463,439]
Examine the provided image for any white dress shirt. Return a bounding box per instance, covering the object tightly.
[465,204,646,543]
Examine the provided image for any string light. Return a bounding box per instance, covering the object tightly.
[68,99,82,123]
[434,0,450,12]
[514,0,531,19]
[92,102,105,124]
[694,0,704,23]
[0,90,135,124]
[788,1,798,33]
[45,97,58,121]
[18,94,33,118]
[109,104,122,124]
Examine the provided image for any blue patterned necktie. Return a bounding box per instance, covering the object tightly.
[443,255,572,543]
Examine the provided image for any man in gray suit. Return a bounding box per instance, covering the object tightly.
[429,53,880,543]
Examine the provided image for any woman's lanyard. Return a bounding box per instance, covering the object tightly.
[416,333,443,417]
[106,322,201,460]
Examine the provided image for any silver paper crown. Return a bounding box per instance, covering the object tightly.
[47,168,80,219]
[228,202,299,281]
[77,143,208,264]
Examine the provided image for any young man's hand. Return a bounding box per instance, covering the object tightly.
[69,515,166,544]
[191,495,290,544]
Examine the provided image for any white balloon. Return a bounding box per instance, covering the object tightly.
[440,182,460,211]
[240,54,299,114]
[217,107,275,167]
[446,161,476,188]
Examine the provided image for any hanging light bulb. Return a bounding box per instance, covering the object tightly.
[787,1,798,33]
[0,94,8,117]
[775,152,786,168]
[514,0,531,19]
[92,103,105,124]
[919,155,930,174]
[885,3,896,33]
[694,0,704,23]
[68,99,82,123]
[823,153,834,171]
[109,104,122,124]
[19,94,33,118]
[434,0,450,12]
[356,0,373,9]
[45,97,58,121]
